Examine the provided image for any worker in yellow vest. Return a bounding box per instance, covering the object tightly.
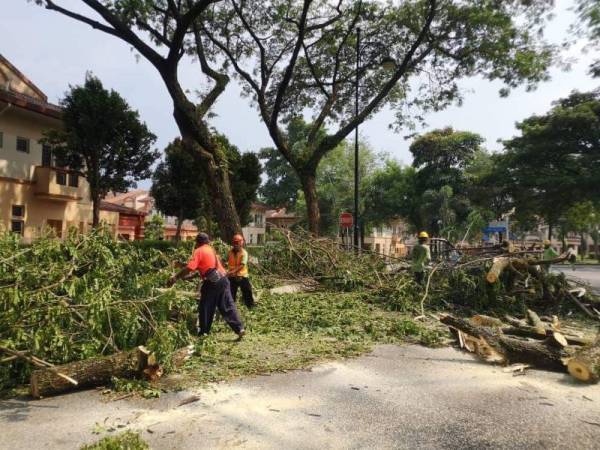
[227,234,255,309]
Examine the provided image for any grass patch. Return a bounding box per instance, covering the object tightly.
[172,290,442,387]
[80,431,148,450]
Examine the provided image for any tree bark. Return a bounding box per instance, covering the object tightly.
[30,346,152,398]
[440,315,570,372]
[300,171,320,236]
[163,68,242,241]
[175,210,183,242]
[92,191,101,228]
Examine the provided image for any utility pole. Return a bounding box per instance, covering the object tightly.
[354,27,361,252]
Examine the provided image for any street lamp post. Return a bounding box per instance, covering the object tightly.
[354,27,361,252]
[353,29,395,253]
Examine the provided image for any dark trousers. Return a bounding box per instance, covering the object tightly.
[414,271,425,285]
[229,276,255,308]
[198,277,243,335]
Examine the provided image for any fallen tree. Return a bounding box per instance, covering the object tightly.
[440,314,571,372]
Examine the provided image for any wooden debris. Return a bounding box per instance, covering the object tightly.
[30,346,154,398]
[567,334,600,383]
[526,309,546,336]
[440,314,570,372]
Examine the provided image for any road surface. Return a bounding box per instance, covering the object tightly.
[554,265,600,295]
[2,345,599,450]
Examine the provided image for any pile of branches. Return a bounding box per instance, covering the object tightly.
[255,228,400,290]
[0,230,195,396]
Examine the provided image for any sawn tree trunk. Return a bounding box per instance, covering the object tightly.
[30,346,152,398]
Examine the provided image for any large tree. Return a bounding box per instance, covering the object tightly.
[152,135,261,240]
[362,160,419,229]
[42,75,157,226]
[202,0,557,234]
[501,90,600,237]
[151,139,206,240]
[408,127,484,232]
[36,0,244,240]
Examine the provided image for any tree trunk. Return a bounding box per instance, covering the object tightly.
[440,315,570,372]
[300,171,320,236]
[164,75,242,242]
[30,346,152,398]
[92,192,101,228]
[175,210,183,242]
[580,232,588,260]
[548,222,553,240]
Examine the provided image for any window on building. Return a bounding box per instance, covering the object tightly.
[46,219,63,238]
[250,234,254,244]
[12,205,25,218]
[79,222,85,234]
[42,145,52,166]
[11,220,24,235]
[0,131,3,148]
[257,234,264,245]
[68,173,79,187]
[16,137,30,153]
[56,170,67,186]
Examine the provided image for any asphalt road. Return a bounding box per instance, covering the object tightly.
[2,345,599,450]
[553,265,600,295]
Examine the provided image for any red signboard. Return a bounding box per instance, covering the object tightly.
[339,212,354,228]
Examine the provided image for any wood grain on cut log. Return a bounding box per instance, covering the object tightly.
[567,334,600,383]
[440,315,570,372]
[526,309,546,336]
[30,346,152,399]
[486,254,568,284]
[486,257,511,284]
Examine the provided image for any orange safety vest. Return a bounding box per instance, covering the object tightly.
[228,248,249,277]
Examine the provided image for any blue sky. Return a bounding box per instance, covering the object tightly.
[3,1,599,176]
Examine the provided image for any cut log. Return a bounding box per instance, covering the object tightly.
[486,257,511,284]
[501,325,591,347]
[30,346,152,399]
[470,315,505,328]
[526,309,546,336]
[440,315,570,372]
[567,334,600,383]
[548,332,568,348]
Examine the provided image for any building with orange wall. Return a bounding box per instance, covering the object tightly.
[0,54,119,241]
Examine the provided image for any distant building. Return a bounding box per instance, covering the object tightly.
[99,201,146,241]
[103,189,198,240]
[266,207,298,232]
[0,54,118,241]
[242,202,268,245]
[363,219,411,258]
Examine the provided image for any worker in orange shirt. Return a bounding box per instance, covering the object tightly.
[168,233,244,339]
[227,234,255,309]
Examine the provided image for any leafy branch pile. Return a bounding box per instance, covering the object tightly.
[0,230,194,392]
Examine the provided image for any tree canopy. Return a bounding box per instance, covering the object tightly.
[500,90,600,234]
[42,74,157,226]
[202,0,557,233]
[36,0,246,239]
[151,139,206,241]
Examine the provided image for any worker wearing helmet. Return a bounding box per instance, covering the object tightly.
[542,239,558,272]
[168,233,245,338]
[411,231,431,285]
[227,234,255,309]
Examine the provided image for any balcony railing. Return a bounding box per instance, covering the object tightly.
[33,166,84,201]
